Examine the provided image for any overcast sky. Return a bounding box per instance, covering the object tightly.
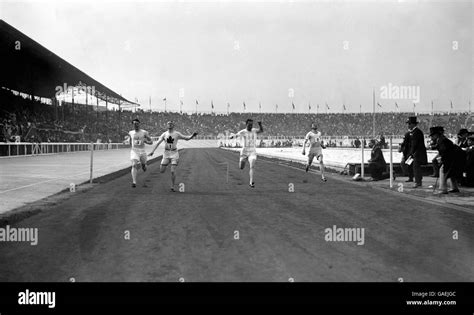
[1,0,473,113]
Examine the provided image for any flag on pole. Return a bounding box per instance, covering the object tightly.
[450,101,454,109]
[163,97,166,101]
[243,102,246,111]
[180,100,184,105]
[377,102,382,108]
[343,104,346,111]
[395,102,399,109]
[308,103,311,111]
[211,101,214,109]
[292,102,295,110]
[195,100,199,105]
[326,102,330,110]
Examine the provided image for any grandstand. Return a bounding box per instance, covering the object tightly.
[2,85,472,144]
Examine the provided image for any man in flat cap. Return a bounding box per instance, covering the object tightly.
[429,126,465,194]
[406,116,427,188]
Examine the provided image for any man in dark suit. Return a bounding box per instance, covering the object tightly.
[463,134,474,187]
[429,126,465,194]
[399,131,413,182]
[406,116,427,188]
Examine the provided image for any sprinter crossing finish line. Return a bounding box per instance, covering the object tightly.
[229,119,263,188]
[148,121,198,192]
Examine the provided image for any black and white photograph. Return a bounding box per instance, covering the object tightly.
[0,0,473,311]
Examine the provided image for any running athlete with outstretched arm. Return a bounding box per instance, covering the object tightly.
[229,119,263,188]
[302,122,327,182]
[148,121,198,192]
[127,119,153,188]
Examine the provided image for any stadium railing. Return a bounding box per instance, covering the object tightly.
[0,142,128,157]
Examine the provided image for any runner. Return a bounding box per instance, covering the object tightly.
[229,118,263,188]
[127,119,153,188]
[148,121,198,191]
[302,122,327,182]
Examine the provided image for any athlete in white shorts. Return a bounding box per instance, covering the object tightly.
[302,122,327,182]
[229,119,263,188]
[127,119,153,188]
[148,121,198,191]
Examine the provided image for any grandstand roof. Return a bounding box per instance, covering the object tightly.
[0,19,137,107]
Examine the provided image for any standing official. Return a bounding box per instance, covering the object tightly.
[406,117,427,188]
[399,130,413,182]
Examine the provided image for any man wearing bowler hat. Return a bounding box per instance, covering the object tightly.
[429,126,464,194]
[406,116,427,188]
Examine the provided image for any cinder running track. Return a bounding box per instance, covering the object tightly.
[0,148,472,282]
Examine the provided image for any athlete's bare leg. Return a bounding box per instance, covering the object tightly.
[160,165,167,173]
[249,158,256,187]
[170,165,177,189]
[318,155,327,181]
[140,156,147,172]
[131,161,139,187]
[305,156,314,172]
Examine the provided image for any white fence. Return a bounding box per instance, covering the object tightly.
[0,142,127,157]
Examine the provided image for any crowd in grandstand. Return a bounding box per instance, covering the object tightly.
[1,88,472,145]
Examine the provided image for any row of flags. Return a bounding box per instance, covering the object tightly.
[140,97,469,113]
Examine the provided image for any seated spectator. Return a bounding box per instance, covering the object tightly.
[368,139,390,181]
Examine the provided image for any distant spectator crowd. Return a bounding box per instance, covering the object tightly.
[1,88,472,144]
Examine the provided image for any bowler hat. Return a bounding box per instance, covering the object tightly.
[429,126,444,136]
[457,128,469,136]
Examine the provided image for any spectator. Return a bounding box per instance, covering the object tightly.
[368,139,390,181]
[457,128,469,150]
[429,126,465,194]
[463,134,474,187]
